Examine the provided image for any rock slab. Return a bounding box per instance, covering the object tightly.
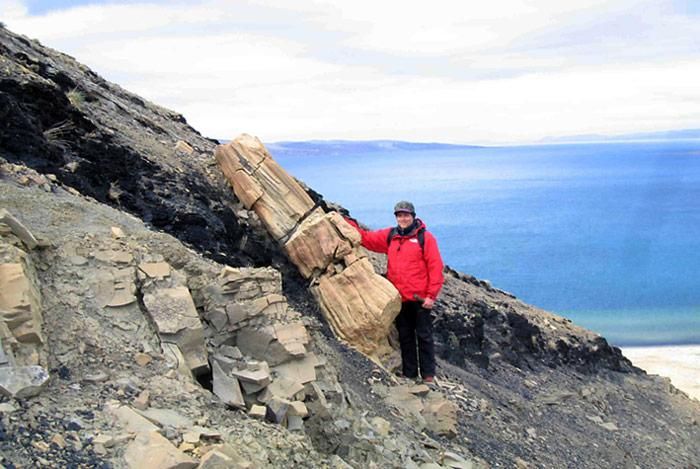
[123,430,197,469]
[0,365,49,398]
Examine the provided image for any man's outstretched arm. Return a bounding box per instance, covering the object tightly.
[344,217,392,254]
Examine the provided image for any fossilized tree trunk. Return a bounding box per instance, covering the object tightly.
[215,134,401,356]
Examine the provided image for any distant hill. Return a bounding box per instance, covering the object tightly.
[541,128,700,144]
[257,140,481,155]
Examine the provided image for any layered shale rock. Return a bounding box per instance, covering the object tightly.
[215,135,401,356]
[0,210,49,398]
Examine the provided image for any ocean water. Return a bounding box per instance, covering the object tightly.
[269,140,700,347]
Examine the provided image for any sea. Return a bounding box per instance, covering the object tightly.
[268,140,700,347]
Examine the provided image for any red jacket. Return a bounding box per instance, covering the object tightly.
[345,218,444,302]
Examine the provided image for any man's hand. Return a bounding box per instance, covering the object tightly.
[422,297,435,309]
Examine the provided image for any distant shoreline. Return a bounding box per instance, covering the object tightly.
[621,345,700,401]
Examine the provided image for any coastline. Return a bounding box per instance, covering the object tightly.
[621,345,700,401]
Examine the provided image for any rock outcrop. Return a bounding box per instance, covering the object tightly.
[0,209,48,398]
[215,135,401,356]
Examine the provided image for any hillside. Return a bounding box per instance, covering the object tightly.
[1,26,699,468]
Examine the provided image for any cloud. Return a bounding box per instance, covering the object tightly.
[3,0,699,143]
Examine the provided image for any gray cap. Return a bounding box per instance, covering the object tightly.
[393,200,416,215]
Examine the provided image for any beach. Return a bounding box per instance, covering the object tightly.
[621,345,700,401]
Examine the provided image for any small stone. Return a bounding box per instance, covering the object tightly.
[218,345,243,359]
[32,441,50,452]
[134,353,152,366]
[523,380,538,389]
[370,417,391,437]
[248,405,266,419]
[111,226,126,239]
[232,363,270,387]
[287,415,304,432]
[288,401,308,418]
[69,255,89,266]
[73,438,83,451]
[93,434,115,447]
[0,402,17,413]
[193,426,221,440]
[50,433,67,449]
[136,407,193,429]
[175,140,194,154]
[138,262,171,279]
[198,449,234,468]
[83,370,109,383]
[179,441,196,452]
[600,421,619,431]
[408,384,430,396]
[442,451,473,469]
[93,443,107,455]
[133,390,150,410]
[183,431,201,445]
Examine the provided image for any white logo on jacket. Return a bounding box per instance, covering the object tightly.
[409,239,418,243]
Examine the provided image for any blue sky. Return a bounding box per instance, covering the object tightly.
[2,1,699,144]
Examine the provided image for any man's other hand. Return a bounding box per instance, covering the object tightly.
[422,297,435,309]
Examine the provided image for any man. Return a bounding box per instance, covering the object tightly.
[345,201,444,383]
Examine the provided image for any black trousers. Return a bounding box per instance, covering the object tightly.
[395,301,436,378]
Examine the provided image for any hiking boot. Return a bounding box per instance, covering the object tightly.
[422,376,435,384]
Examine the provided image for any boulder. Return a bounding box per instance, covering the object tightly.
[211,360,245,408]
[266,396,290,424]
[123,430,197,469]
[142,286,208,375]
[422,396,458,438]
[288,401,308,418]
[217,267,281,301]
[273,322,309,357]
[0,365,49,398]
[0,209,39,249]
[232,361,271,390]
[272,353,320,384]
[237,321,307,365]
[0,260,43,345]
[265,377,305,400]
[105,401,159,434]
